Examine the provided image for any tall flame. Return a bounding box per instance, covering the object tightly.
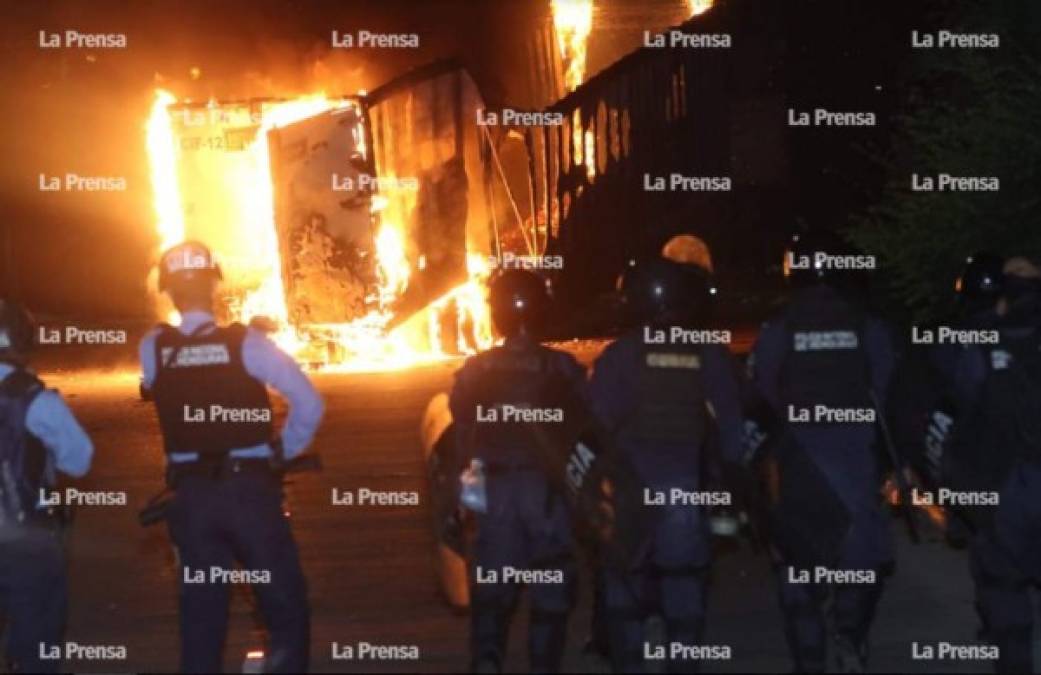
[146,90,184,251]
[551,0,594,92]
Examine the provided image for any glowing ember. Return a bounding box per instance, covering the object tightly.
[551,0,594,92]
[145,90,494,371]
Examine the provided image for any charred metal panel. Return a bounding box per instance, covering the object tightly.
[365,61,495,325]
[267,103,374,326]
[266,103,375,326]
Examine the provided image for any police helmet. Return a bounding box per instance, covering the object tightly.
[619,256,712,323]
[782,229,851,286]
[158,240,222,294]
[0,300,35,357]
[1001,256,1041,307]
[954,252,1004,304]
[488,269,551,339]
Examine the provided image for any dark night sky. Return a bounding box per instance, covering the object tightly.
[0,0,1009,319]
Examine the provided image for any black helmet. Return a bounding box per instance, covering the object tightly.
[619,256,712,323]
[488,269,551,339]
[783,229,852,286]
[0,300,35,357]
[999,256,1041,312]
[955,251,1004,304]
[158,240,222,294]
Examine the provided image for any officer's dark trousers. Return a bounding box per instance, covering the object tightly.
[774,563,884,673]
[970,461,1041,674]
[167,470,309,673]
[604,505,709,674]
[0,527,66,674]
[469,472,576,673]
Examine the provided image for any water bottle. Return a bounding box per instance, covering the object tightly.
[459,459,488,514]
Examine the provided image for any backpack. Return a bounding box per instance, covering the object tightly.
[0,368,47,527]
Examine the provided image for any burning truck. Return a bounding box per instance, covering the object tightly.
[146,61,508,370]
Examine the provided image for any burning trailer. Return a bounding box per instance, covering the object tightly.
[146,62,513,370]
[144,2,736,369]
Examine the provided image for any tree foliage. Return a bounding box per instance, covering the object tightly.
[847,1,1041,322]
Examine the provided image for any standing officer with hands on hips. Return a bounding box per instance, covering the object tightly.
[0,300,93,673]
[450,269,587,674]
[140,241,324,673]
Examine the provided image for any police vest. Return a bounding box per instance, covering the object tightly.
[625,337,709,447]
[468,344,572,461]
[0,367,48,526]
[778,295,872,411]
[151,323,273,457]
[944,327,1041,530]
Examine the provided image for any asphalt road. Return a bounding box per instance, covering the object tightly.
[30,358,1000,673]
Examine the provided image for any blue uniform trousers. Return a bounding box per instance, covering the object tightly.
[167,468,309,673]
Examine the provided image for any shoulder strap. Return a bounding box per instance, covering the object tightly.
[0,368,44,404]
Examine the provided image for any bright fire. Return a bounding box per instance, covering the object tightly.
[145,90,493,371]
[146,91,185,253]
[551,0,594,92]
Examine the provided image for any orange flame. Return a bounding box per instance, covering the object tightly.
[552,0,594,92]
[145,89,493,371]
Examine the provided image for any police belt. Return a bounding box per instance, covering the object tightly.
[166,455,276,486]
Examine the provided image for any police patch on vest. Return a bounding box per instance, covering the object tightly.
[161,343,231,367]
[481,353,543,373]
[990,349,1011,370]
[645,352,700,369]
[792,330,859,351]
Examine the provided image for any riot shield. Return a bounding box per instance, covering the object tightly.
[419,393,470,611]
[529,380,657,573]
[766,435,852,569]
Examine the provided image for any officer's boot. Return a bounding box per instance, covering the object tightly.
[833,634,867,674]
[470,601,511,673]
[832,579,883,674]
[777,582,826,673]
[529,609,568,673]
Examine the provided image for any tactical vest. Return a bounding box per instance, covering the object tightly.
[0,367,49,526]
[945,328,1041,530]
[979,332,1041,463]
[152,323,273,457]
[778,294,872,412]
[468,344,571,461]
[625,337,709,446]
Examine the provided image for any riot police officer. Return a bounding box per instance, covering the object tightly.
[139,241,324,673]
[886,252,1005,542]
[943,256,1041,673]
[449,269,586,673]
[749,231,894,673]
[0,299,93,673]
[587,256,744,673]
